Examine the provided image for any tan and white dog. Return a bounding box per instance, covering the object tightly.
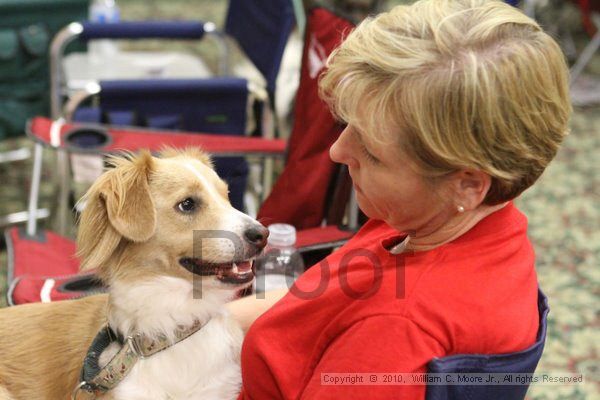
[0,149,268,399]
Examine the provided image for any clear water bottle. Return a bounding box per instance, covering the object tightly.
[254,224,305,293]
[88,0,120,62]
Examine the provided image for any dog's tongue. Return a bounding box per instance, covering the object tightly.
[236,261,252,273]
[216,261,255,284]
[216,261,252,277]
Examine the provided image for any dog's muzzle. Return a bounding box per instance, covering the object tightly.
[179,223,268,284]
[179,258,255,284]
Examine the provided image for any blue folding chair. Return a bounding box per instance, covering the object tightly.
[57,0,297,107]
[40,1,296,233]
[426,288,549,400]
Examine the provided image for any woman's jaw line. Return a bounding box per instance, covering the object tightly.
[397,203,508,252]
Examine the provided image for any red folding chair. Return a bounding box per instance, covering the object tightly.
[5,6,357,305]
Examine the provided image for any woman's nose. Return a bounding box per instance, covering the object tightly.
[330,127,357,167]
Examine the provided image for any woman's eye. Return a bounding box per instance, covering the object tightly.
[177,198,196,213]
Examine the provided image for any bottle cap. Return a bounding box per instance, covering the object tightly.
[267,223,296,247]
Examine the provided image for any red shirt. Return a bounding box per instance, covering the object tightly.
[239,203,539,399]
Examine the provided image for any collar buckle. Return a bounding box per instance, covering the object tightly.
[71,381,96,400]
[126,333,146,359]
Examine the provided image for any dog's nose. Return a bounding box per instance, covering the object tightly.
[244,225,269,248]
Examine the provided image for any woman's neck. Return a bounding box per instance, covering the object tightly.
[406,202,507,252]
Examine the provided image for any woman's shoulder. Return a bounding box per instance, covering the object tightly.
[338,203,538,352]
[450,202,529,248]
[346,202,531,256]
[403,203,539,354]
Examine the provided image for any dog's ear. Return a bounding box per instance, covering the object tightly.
[102,151,156,242]
[77,151,156,272]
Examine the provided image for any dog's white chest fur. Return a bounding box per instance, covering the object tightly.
[102,277,245,400]
[107,317,242,400]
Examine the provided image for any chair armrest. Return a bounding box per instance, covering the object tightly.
[79,20,210,41]
[27,117,287,157]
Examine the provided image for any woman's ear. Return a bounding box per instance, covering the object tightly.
[448,169,492,211]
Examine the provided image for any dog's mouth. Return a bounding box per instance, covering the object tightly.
[179,258,255,285]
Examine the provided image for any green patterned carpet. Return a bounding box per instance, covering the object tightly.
[0,1,598,399]
[515,107,600,399]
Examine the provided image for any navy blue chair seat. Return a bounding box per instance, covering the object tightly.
[425,288,549,400]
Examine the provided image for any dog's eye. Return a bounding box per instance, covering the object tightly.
[177,198,197,213]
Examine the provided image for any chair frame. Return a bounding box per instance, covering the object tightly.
[25,19,272,237]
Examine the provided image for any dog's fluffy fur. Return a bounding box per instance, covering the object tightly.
[0,149,266,399]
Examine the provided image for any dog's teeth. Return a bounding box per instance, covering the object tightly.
[232,263,239,274]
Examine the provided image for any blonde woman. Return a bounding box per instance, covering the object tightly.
[229,1,571,398]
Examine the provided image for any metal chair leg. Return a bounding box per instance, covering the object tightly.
[260,100,277,202]
[570,14,600,85]
[0,148,31,164]
[56,149,72,236]
[26,143,45,236]
[0,209,50,228]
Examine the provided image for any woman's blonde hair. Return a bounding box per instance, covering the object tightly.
[319,0,571,204]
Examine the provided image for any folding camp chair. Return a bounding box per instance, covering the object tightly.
[5,5,356,305]
[49,20,237,234]
[47,0,295,233]
[50,0,296,120]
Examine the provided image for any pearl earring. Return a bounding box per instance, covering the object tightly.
[457,205,465,213]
